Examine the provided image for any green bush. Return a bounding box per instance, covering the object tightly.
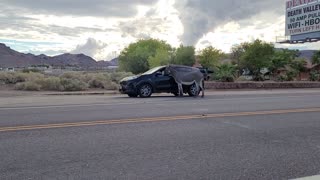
[286,70,298,81]
[15,81,41,91]
[214,64,237,82]
[277,74,287,82]
[310,71,320,81]
[60,78,89,91]
[252,73,265,81]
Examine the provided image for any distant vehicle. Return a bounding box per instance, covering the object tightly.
[6,67,15,72]
[119,66,203,98]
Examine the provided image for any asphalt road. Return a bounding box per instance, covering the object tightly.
[1,89,320,180]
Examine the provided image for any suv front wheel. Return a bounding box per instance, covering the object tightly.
[139,84,153,98]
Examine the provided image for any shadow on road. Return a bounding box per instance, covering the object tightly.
[115,95,206,100]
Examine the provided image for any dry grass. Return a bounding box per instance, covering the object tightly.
[0,71,132,91]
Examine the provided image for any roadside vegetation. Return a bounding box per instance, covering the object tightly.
[2,39,320,92]
[119,39,320,82]
[0,71,133,91]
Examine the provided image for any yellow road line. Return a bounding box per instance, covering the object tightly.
[1,107,320,133]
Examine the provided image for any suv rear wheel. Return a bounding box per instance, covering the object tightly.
[139,84,152,98]
[188,83,200,97]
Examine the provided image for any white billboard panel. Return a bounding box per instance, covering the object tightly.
[285,0,320,36]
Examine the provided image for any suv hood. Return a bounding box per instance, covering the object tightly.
[121,75,141,82]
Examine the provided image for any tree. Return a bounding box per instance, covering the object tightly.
[290,58,307,80]
[312,50,320,65]
[148,48,173,68]
[119,39,172,74]
[240,39,275,81]
[269,49,298,78]
[172,45,196,66]
[231,42,250,66]
[198,46,224,69]
[230,42,250,76]
[290,58,307,72]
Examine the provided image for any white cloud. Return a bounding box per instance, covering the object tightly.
[196,13,284,53]
[196,10,320,53]
[0,0,183,60]
[1,0,320,61]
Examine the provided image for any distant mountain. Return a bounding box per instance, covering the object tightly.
[0,43,118,69]
[274,48,317,61]
[48,53,98,68]
[109,57,119,66]
[298,50,316,61]
[0,43,42,67]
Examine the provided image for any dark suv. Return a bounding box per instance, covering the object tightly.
[119,66,200,98]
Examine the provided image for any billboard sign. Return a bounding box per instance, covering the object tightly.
[286,0,320,36]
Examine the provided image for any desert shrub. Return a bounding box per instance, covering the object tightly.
[15,81,41,91]
[15,73,28,83]
[0,72,29,84]
[60,72,83,81]
[24,72,45,82]
[38,77,63,91]
[110,72,134,83]
[10,71,131,91]
[89,74,119,90]
[103,81,118,90]
[0,72,16,84]
[60,78,88,91]
[81,73,95,83]
[88,79,104,88]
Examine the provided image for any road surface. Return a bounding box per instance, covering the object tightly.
[0,89,320,180]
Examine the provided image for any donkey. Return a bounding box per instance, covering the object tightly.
[166,64,205,98]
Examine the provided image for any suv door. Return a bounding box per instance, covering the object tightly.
[153,70,174,92]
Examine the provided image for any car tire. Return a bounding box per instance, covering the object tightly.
[188,83,200,97]
[128,93,138,98]
[139,84,152,98]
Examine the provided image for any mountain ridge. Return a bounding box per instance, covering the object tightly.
[0,43,118,69]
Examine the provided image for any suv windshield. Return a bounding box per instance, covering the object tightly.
[142,66,165,75]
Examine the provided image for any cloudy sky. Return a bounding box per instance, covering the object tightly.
[1,0,320,60]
